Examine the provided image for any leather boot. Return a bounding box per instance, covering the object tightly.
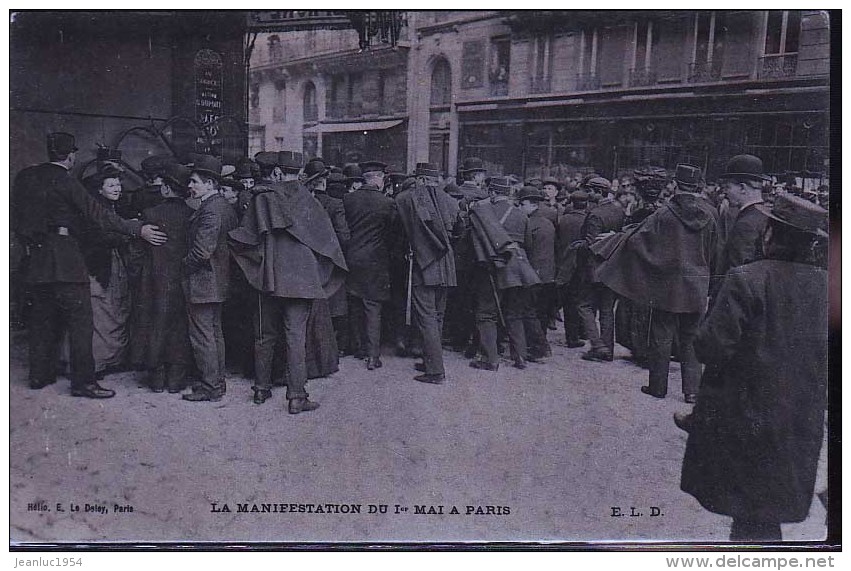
[288,397,319,414]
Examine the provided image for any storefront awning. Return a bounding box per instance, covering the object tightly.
[303,119,403,134]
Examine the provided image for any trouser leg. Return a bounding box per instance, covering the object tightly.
[348,294,365,356]
[561,280,583,343]
[677,312,703,396]
[187,302,223,391]
[362,298,382,359]
[577,278,603,350]
[281,298,310,400]
[473,273,499,365]
[253,294,280,391]
[526,284,551,357]
[413,285,445,376]
[648,308,676,396]
[502,286,528,363]
[598,285,616,355]
[58,283,96,388]
[28,285,61,386]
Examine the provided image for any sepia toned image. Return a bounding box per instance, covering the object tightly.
[8,9,835,547]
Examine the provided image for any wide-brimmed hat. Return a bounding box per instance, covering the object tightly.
[360,160,388,175]
[278,151,304,173]
[675,163,702,190]
[303,157,329,182]
[190,155,222,181]
[460,157,487,174]
[161,163,192,190]
[414,162,442,178]
[488,176,512,195]
[517,185,546,202]
[755,192,828,237]
[718,154,771,183]
[47,132,78,155]
[342,163,365,184]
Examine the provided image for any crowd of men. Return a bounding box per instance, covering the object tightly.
[11,131,829,541]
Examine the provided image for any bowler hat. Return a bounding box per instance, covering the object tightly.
[254,151,279,169]
[191,155,222,181]
[303,157,329,182]
[220,177,245,192]
[488,176,512,195]
[360,160,387,174]
[235,160,255,179]
[542,178,561,189]
[47,132,78,156]
[460,157,487,174]
[415,162,442,178]
[675,164,702,190]
[278,151,304,173]
[342,163,365,183]
[140,154,176,176]
[517,185,546,202]
[755,193,828,237]
[718,154,771,183]
[161,163,192,190]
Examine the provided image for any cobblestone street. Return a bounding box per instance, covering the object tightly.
[9,329,827,544]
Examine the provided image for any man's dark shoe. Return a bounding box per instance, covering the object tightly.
[526,355,546,364]
[684,393,698,404]
[29,379,56,390]
[414,362,426,372]
[71,383,115,399]
[512,358,527,369]
[149,368,166,393]
[565,340,585,348]
[182,385,223,402]
[253,388,272,405]
[673,411,694,433]
[640,385,666,399]
[366,357,383,370]
[469,360,499,371]
[288,397,319,414]
[414,373,445,385]
[581,349,613,362]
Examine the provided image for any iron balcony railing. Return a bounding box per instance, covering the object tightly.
[758,53,798,79]
[628,67,658,87]
[687,60,723,83]
[576,73,601,91]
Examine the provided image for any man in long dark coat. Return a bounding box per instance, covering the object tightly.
[229,169,347,413]
[136,163,194,392]
[343,161,397,371]
[595,165,718,402]
[12,132,167,398]
[554,191,589,348]
[680,193,828,542]
[316,171,352,354]
[395,163,461,384]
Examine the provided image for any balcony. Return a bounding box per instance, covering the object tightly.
[687,60,723,83]
[576,73,601,91]
[327,101,364,120]
[530,76,552,94]
[758,54,798,80]
[628,67,657,87]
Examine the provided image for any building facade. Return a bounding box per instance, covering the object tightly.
[252,10,830,182]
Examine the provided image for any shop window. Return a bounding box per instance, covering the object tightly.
[430,58,452,107]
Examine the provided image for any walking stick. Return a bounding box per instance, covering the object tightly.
[489,273,506,328]
[405,247,414,326]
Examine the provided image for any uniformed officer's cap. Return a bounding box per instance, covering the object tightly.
[460,157,486,174]
[517,186,546,202]
[675,163,703,190]
[278,151,304,173]
[415,162,442,178]
[47,132,78,156]
[488,176,513,195]
[342,163,365,183]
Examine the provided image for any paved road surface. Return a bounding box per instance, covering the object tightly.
[9,329,827,544]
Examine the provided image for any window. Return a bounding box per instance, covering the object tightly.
[577,28,600,89]
[267,35,282,61]
[530,35,553,93]
[761,10,800,78]
[765,10,801,55]
[303,81,317,122]
[272,80,286,122]
[488,37,510,95]
[430,59,452,107]
[689,11,726,82]
[249,83,260,109]
[461,40,486,90]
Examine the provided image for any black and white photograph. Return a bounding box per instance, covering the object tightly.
[8,8,837,548]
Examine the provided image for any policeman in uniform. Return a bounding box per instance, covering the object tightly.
[12,132,167,398]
